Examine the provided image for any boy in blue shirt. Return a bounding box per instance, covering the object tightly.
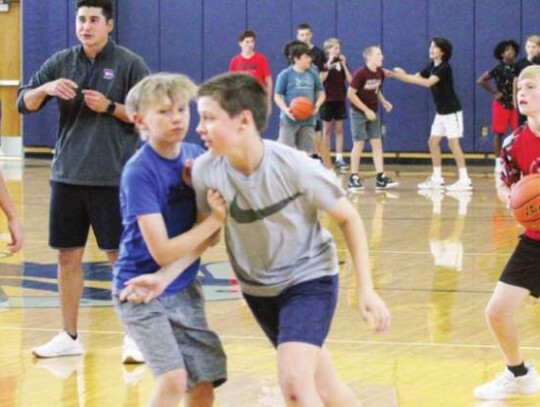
[114,73,227,407]
[275,42,325,153]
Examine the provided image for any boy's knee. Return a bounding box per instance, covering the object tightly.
[188,382,215,407]
[157,369,187,398]
[485,302,509,325]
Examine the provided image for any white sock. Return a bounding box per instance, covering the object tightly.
[459,167,469,180]
[433,200,442,215]
[433,167,442,179]
[336,154,343,161]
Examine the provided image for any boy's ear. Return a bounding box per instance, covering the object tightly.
[131,112,147,130]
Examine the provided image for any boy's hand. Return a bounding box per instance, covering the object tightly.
[359,289,391,333]
[7,218,22,254]
[382,100,393,113]
[285,107,296,121]
[208,189,227,222]
[365,109,377,121]
[120,274,165,304]
[182,159,194,187]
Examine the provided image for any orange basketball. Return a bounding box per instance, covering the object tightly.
[509,173,540,230]
[289,96,314,121]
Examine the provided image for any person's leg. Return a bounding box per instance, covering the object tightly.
[150,369,187,407]
[485,282,529,366]
[58,248,86,335]
[298,126,316,155]
[447,138,466,170]
[278,120,299,149]
[315,347,361,407]
[322,120,333,156]
[334,119,345,159]
[371,138,384,174]
[349,140,365,175]
[278,342,325,407]
[428,135,443,168]
[185,382,215,407]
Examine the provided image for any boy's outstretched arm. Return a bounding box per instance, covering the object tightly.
[120,189,226,303]
[326,197,391,333]
[389,68,439,88]
[0,172,22,253]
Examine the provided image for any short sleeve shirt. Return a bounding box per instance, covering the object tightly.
[420,61,461,114]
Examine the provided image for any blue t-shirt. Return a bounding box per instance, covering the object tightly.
[113,142,204,296]
[275,66,323,125]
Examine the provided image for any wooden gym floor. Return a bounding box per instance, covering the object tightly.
[1,158,539,407]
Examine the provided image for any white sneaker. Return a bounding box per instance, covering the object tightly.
[446,178,473,191]
[474,364,540,400]
[418,176,445,189]
[122,336,145,364]
[32,331,84,358]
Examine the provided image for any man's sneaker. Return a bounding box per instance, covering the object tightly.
[418,176,445,189]
[347,174,364,192]
[334,158,349,171]
[32,331,84,358]
[122,335,145,364]
[446,178,473,191]
[474,364,539,400]
[376,174,399,190]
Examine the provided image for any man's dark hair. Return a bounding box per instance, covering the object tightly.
[238,30,256,42]
[493,40,520,61]
[296,23,312,32]
[198,73,268,132]
[283,40,305,64]
[431,37,453,61]
[77,0,114,21]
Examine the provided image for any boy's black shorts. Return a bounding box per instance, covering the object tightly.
[500,234,540,298]
[319,101,347,122]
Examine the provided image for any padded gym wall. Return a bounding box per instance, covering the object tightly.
[21,0,539,154]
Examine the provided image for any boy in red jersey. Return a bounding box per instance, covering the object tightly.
[474,65,540,400]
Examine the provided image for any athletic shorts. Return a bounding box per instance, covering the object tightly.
[430,111,463,139]
[242,274,339,348]
[49,181,122,250]
[278,120,315,153]
[492,99,518,134]
[320,101,347,122]
[499,235,540,298]
[114,280,227,388]
[350,109,380,141]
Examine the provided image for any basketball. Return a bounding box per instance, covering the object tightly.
[289,96,314,120]
[509,173,540,230]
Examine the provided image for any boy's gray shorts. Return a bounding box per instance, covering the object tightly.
[350,109,381,141]
[114,280,227,389]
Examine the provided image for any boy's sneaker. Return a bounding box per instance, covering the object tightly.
[334,158,349,171]
[122,335,145,364]
[474,364,539,400]
[446,178,473,191]
[376,174,399,190]
[32,331,84,358]
[347,174,364,192]
[418,176,445,190]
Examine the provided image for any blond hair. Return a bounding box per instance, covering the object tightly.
[363,45,381,61]
[126,73,198,117]
[518,65,540,81]
[526,35,540,46]
[323,37,340,51]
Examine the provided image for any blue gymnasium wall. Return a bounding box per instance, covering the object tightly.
[21,0,540,153]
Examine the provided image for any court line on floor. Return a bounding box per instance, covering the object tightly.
[2,325,540,351]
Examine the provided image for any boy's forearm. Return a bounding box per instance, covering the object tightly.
[21,86,48,112]
[337,213,374,293]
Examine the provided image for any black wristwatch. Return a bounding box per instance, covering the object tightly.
[106,100,116,115]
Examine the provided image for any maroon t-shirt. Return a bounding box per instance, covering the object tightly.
[323,62,349,102]
[350,66,384,112]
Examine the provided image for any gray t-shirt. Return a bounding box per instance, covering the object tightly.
[18,39,150,186]
[192,140,345,296]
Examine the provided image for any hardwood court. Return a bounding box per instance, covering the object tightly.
[1,159,540,407]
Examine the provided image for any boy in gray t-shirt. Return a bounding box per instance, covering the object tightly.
[125,72,390,406]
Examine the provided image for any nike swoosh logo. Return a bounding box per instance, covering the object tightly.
[229,192,302,224]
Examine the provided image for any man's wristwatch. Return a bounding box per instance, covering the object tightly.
[106,100,116,115]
